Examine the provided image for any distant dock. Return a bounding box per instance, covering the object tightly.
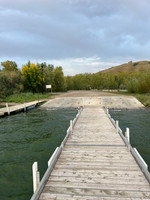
[0,100,45,117]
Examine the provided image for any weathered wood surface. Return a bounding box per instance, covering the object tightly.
[0,111,4,116]
[39,107,150,199]
[0,100,45,116]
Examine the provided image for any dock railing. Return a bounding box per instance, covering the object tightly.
[105,106,150,184]
[30,107,82,200]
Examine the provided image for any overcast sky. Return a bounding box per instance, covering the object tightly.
[0,0,150,75]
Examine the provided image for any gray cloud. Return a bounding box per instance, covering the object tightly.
[0,0,150,74]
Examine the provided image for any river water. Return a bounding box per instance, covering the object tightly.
[110,109,150,171]
[0,108,77,200]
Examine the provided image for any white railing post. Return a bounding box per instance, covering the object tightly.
[37,171,40,186]
[24,103,26,112]
[78,109,80,114]
[125,127,130,144]
[32,162,40,193]
[70,120,73,132]
[48,147,59,167]
[116,120,119,133]
[6,103,10,115]
[106,106,109,115]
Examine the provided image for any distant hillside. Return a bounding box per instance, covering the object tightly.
[100,61,150,74]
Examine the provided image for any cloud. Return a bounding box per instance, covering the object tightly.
[0,0,150,75]
[46,56,122,76]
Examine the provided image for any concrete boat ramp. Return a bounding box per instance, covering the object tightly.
[31,96,150,199]
[41,95,144,109]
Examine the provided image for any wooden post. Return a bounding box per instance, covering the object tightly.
[70,120,73,132]
[32,162,40,193]
[48,147,59,167]
[6,103,10,115]
[116,120,119,133]
[106,107,109,115]
[37,171,40,186]
[78,109,80,114]
[125,127,130,143]
[24,103,26,112]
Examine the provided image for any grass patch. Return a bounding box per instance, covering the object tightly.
[134,94,150,107]
[3,92,56,103]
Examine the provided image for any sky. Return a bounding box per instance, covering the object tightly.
[0,0,150,75]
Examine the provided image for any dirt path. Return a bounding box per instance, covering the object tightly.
[52,90,120,98]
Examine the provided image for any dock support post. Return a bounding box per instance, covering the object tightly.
[125,127,130,143]
[70,120,73,132]
[116,120,119,133]
[48,147,60,167]
[78,109,80,114]
[106,106,109,115]
[32,162,40,193]
[24,103,26,112]
[6,103,10,115]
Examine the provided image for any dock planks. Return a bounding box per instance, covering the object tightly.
[38,107,150,199]
[0,100,45,117]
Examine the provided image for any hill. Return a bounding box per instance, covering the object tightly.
[100,61,150,74]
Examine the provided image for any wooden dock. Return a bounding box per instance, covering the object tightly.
[0,100,45,117]
[31,106,150,200]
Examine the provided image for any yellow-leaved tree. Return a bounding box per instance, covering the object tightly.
[22,61,43,93]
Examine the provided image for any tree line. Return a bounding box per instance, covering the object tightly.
[1,60,150,99]
[66,71,150,93]
[0,60,65,99]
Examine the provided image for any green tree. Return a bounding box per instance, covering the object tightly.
[91,73,104,90]
[127,77,139,93]
[65,76,74,90]
[53,66,66,92]
[1,60,18,71]
[0,70,23,98]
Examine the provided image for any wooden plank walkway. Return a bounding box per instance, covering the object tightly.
[0,100,45,117]
[36,106,150,199]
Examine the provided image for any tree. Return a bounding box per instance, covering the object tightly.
[37,62,54,87]
[65,76,74,90]
[22,62,43,93]
[53,66,66,91]
[0,70,24,98]
[1,60,18,71]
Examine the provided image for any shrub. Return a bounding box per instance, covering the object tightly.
[126,78,139,93]
[0,71,24,98]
